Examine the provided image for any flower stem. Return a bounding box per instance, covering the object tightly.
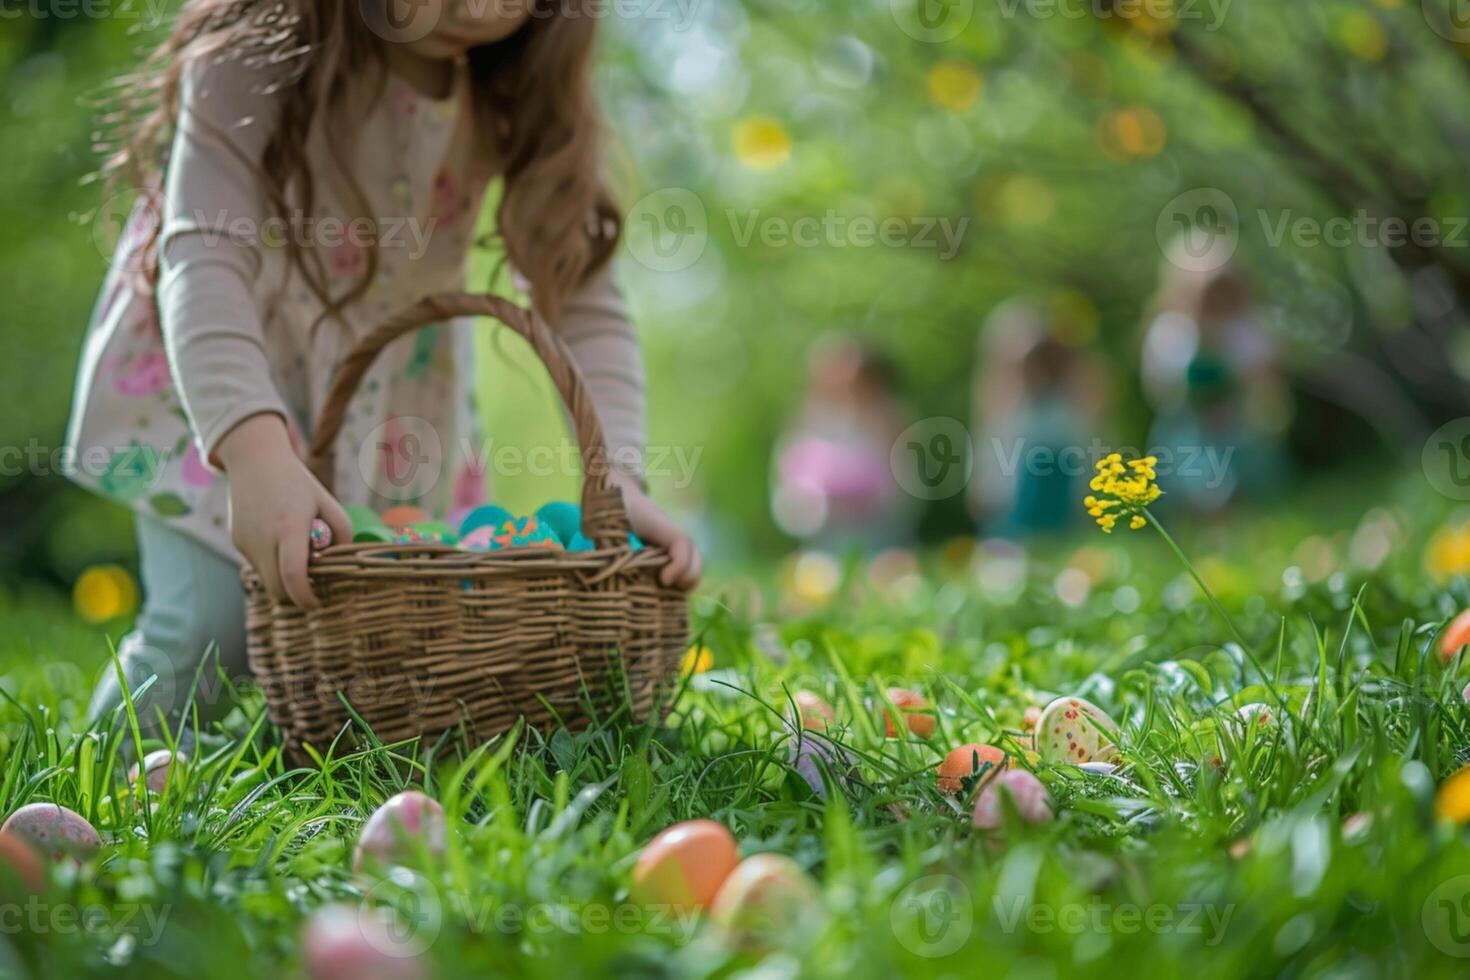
[1142,507,1270,681]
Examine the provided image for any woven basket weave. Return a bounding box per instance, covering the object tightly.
[243,292,689,755]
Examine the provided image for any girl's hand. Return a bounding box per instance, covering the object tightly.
[215,414,352,609]
[610,473,702,590]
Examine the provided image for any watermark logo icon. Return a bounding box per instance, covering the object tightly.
[360,868,443,959]
[891,418,973,500]
[625,188,708,272]
[360,0,442,43]
[890,0,974,42]
[1423,418,1470,501]
[358,415,444,502]
[1157,188,1239,272]
[1423,875,1470,957]
[1425,0,1470,41]
[890,874,973,957]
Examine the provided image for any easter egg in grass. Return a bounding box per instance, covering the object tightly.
[972,769,1054,831]
[631,819,740,913]
[0,833,44,894]
[1,803,101,860]
[1033,696,1119,764]
[379,505,430,529]
[709,853,826,954]
[785,726,856,799]
[1442,608,1470,663]
[302,904,427,980]
[534,501,582,545]
[936,743,1008,794]
[791,691,835,732]
[353,791,447,875]
[880,688,935,738]
[1233,702,1274,729]
[130,749,187,793]
[458,504,513,537]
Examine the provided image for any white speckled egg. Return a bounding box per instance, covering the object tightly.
[1033,696,1119,764]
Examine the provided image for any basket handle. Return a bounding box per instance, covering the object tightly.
[307,291,633,548]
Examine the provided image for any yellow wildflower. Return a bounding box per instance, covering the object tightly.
[681,645,714,677]
[1437,765,1470,823]
[1084,453,1161,533]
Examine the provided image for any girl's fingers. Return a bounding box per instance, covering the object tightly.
[277,531,320,610]
[682,545,704,589]
[250,544,287,603]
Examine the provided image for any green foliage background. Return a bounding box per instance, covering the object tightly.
[5,0,1470,587]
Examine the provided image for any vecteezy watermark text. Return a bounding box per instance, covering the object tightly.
[991,897,1235,945]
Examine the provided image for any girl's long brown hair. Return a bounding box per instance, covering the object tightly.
[99,0,619,326]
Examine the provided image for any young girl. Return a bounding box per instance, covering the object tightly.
[66,1,702,732]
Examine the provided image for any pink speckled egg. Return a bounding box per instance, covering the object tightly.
[353,792,447,875]
[302,904,427,980]
[1,803,101,860]
[972,769,1054,831]
[1033,696,1119,764]
[130,750,187,793]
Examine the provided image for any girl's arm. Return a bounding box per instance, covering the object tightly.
[557,264,702,588]
[159,55,350,606]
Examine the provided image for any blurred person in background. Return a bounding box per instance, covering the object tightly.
[770,334,917,551]
[970,299,1111,537]
[1141,237,1292,513]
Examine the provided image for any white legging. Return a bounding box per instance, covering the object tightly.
[88,516,248,734]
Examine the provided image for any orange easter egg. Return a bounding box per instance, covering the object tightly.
[0,832,44,893]
[881,688,935,738]
[936,743,1008,793]
[1022,706,1042,731]
[631,820,740,913]
[792,691,835,732]
[1442,608,1470,663]
[379,506,430,529]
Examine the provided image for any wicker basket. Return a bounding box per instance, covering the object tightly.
[243,292,689,755]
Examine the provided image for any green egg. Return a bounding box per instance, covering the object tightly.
[353,524,395,543]
[345,505,380,533]
[411,521,459,545]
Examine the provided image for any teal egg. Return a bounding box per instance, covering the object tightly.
[534,501,582,546]
[566,532,595,552]
[458,504,512,537]
[629,532,643,551]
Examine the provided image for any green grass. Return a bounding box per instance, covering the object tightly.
[4,475,1470,978]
